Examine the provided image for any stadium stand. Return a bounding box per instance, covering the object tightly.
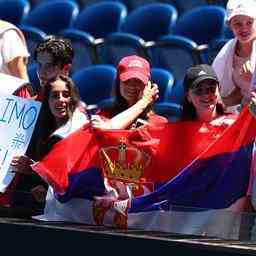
[147,34,201,85]
[22,0,79,34]
[203,37,229,64]
[27,63,40,92]
[151,67,175,105]
[73,1,127,39]
[0,0,30,25]
[169,0,208,15]
[173,5,226,45]
[58,28,96,74]
[95,32,147,66]
[19,24,46,65]
[72,64,116,108]
[120,3,178,41]
[151,67,183,121]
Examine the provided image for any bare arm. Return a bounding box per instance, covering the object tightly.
[92,82,159,129]
[7,56,29,81]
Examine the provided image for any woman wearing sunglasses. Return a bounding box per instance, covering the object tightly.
[181,64,237,126]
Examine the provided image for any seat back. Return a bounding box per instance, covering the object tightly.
[148,35,200,84]
[58,28,96,74]
[205,38,229,64]
[151,67,183,121]
[224,25,234,39]
[28,63,40,93]
[171,0,208,15]
[0,0,30,25]
[173,5,226,45]
[74,1,127,39]
[96,32,147,66]
[72,64,116,107]
[151,67,174,103]
[19,24,46,65]
[121,0,159,11]
[168,79,185,105]
[121,3,178,41]
[22,0,79,34]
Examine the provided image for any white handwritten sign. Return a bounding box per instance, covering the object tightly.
[0,93,41,192]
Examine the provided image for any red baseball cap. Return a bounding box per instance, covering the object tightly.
[117,55,150,86]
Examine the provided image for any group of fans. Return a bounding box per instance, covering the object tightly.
[0,0,255,222]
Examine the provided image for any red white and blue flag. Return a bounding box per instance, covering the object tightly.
[32,108,256,239]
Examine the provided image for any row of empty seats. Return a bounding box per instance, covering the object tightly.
[27,0,228,13]
[1,0,232,43]
[24,27,228,84]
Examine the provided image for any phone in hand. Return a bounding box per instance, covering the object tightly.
[86,104,98,120]
[134,118,149,128]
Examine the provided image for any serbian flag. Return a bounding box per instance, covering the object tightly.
[32,122,166,200]
[32,111,232,202]
[32,107,256,239]
[32,108,256,202]
[119,108,256,239]
[131,108,256,212]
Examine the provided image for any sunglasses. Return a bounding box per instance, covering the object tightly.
[191,85,217,96]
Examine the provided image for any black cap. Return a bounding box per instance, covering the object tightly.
[184,64,219,91]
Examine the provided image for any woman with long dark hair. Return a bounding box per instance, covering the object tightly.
[91,55,167,129]
[10,75,87,215]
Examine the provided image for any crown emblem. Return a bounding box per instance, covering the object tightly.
[99,137,151,182]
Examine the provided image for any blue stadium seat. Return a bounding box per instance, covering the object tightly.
[72,65,116,108]
[30,0,76,8]
[224,25,234,39]
[73,1,127,39]
[173,5,226,45]
[76,0,116,8]
[147,35,201,85]
[213,0,227,7]
[0,0,30,25]
[22,0,79,34]
[19,24,46,65]
[203,38,229,64]
[121,3,178,42]
[169,0,208,15]
[96,32,147,66]
[28,63,40,93]
[151,67,182,121]
[151,67,174,103]
[121,0,159,11]
[168,79,185,106]
[58,28,96,74]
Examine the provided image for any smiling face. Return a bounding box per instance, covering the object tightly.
[48,79,71,124]
[187,79,219,120]
[229,15,256,43]
[119,78,145,106]
[37,52,67,86]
